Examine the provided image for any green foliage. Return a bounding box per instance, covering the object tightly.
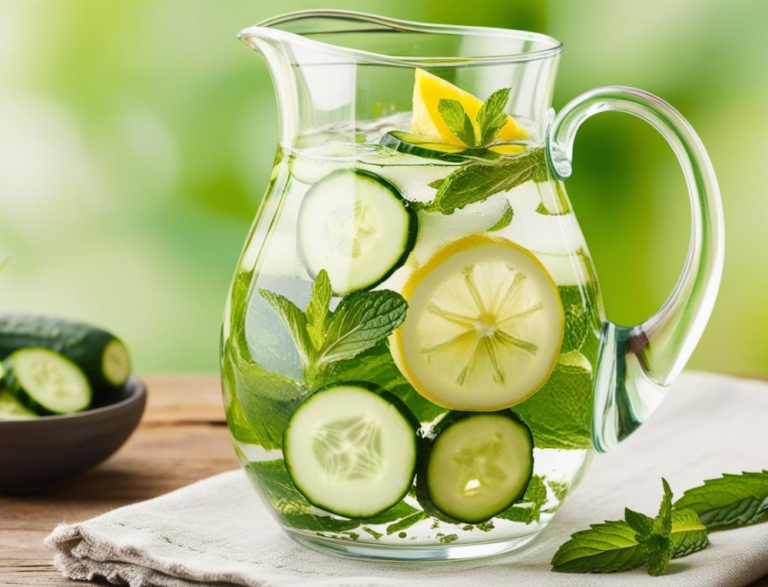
[416,148,548,215]
[438,99,477,147]
[259,270,407,382]
[512,346,595,450]
[552,479,710,577]
[246,459,420,536]
[553,479,708,576]
[673,471,768,530]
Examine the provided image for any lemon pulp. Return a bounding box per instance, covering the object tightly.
[392,234,564,411]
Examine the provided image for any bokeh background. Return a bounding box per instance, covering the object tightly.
[0,0,765,374]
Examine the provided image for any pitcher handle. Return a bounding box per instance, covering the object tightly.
[547,86,724,452]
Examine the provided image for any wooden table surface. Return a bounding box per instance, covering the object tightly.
[1,375,766,586]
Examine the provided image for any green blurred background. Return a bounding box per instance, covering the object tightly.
[0,0,765,374]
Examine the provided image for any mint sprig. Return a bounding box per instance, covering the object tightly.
[259,269,407,383]
[626,479,674,576]
[674,471,768,529]
[552,479,710,576]
[417,147,547,215]
[438,87,512,148]
[438,99,477,147]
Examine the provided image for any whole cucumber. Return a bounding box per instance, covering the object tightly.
[0,314,130,391]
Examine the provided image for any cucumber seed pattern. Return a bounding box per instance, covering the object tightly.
[312,417,384,482]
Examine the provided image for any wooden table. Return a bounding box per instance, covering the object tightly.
[1,375,766,586]
[0,376,238,586]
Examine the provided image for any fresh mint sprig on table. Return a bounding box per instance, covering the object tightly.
[552,471,768,576]
[259,269,407,384]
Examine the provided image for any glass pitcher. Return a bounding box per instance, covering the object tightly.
[221,10,723,561]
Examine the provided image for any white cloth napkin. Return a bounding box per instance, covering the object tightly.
[46,372,768,587]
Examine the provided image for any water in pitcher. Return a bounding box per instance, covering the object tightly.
[221,110,604,549]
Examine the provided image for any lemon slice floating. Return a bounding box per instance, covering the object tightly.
[411,69,528,147]
[392,234,564,411]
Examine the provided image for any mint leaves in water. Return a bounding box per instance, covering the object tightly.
[552,479,709,576]
[439,88,511,149]
[259,270,407,383]
[417,147,547,215]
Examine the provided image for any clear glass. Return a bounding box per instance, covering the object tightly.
[221,10,723,561]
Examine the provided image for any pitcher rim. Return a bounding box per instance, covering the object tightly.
[238,10,563,67]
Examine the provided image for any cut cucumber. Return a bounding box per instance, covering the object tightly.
[0,314,131,390]
[288,144,358,185]
[297,169,417,295]
[0,388,37,420]
[284,382,419,518]
[380,131,468,163]
[380,131,527,164]
[416,411,534,524]
[4,348,92,415]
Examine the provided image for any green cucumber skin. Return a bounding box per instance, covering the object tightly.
[283,381,422,519]
[0,314,129,391]
[415,410,534,525]
[379,132,468,163]
[298,168,418,295]
[4,351,93,415]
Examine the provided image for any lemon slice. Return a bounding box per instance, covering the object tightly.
[392,234,564,411]
[411,69,528,147]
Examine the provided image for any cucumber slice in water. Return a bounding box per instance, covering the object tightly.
[5,348,92,415]
[0,388,37,420]
[417,411,534,524]
[297,169,417,295]
[380,131,468,163]
[284,382,419,518]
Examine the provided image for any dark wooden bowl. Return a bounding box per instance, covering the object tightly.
[0,376,146,493]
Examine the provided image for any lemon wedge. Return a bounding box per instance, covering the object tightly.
[391,234,563,411]
[411,69,528,147]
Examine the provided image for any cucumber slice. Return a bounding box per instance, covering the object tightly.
[417,411,534,524]
[380,131,468,163]
[297,169,417,295]
[288,144,358,185]
[0,314,131,389]
[0,388,37,420]
[5,348,92,415]
[284,382,419,518]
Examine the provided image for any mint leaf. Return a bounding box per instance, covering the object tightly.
[512,342,596,450]
[552,520,647,573]
[438,99,476,147]
[424,147,547,215]
[386,511,428,535]
[317,290,407,367]
[260,275,408,378]
[552,510,711,575]
[306,269,332,350]
[497,474,547,524]
[553,479,711,575]
[640,479,673,577]
[476,88,511,146]
[673,471,768,530]
[486,200,514,232]
[247,459,419,535]
[625,508,654,537]
[259,289,315,368]
[670,508,710,558]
